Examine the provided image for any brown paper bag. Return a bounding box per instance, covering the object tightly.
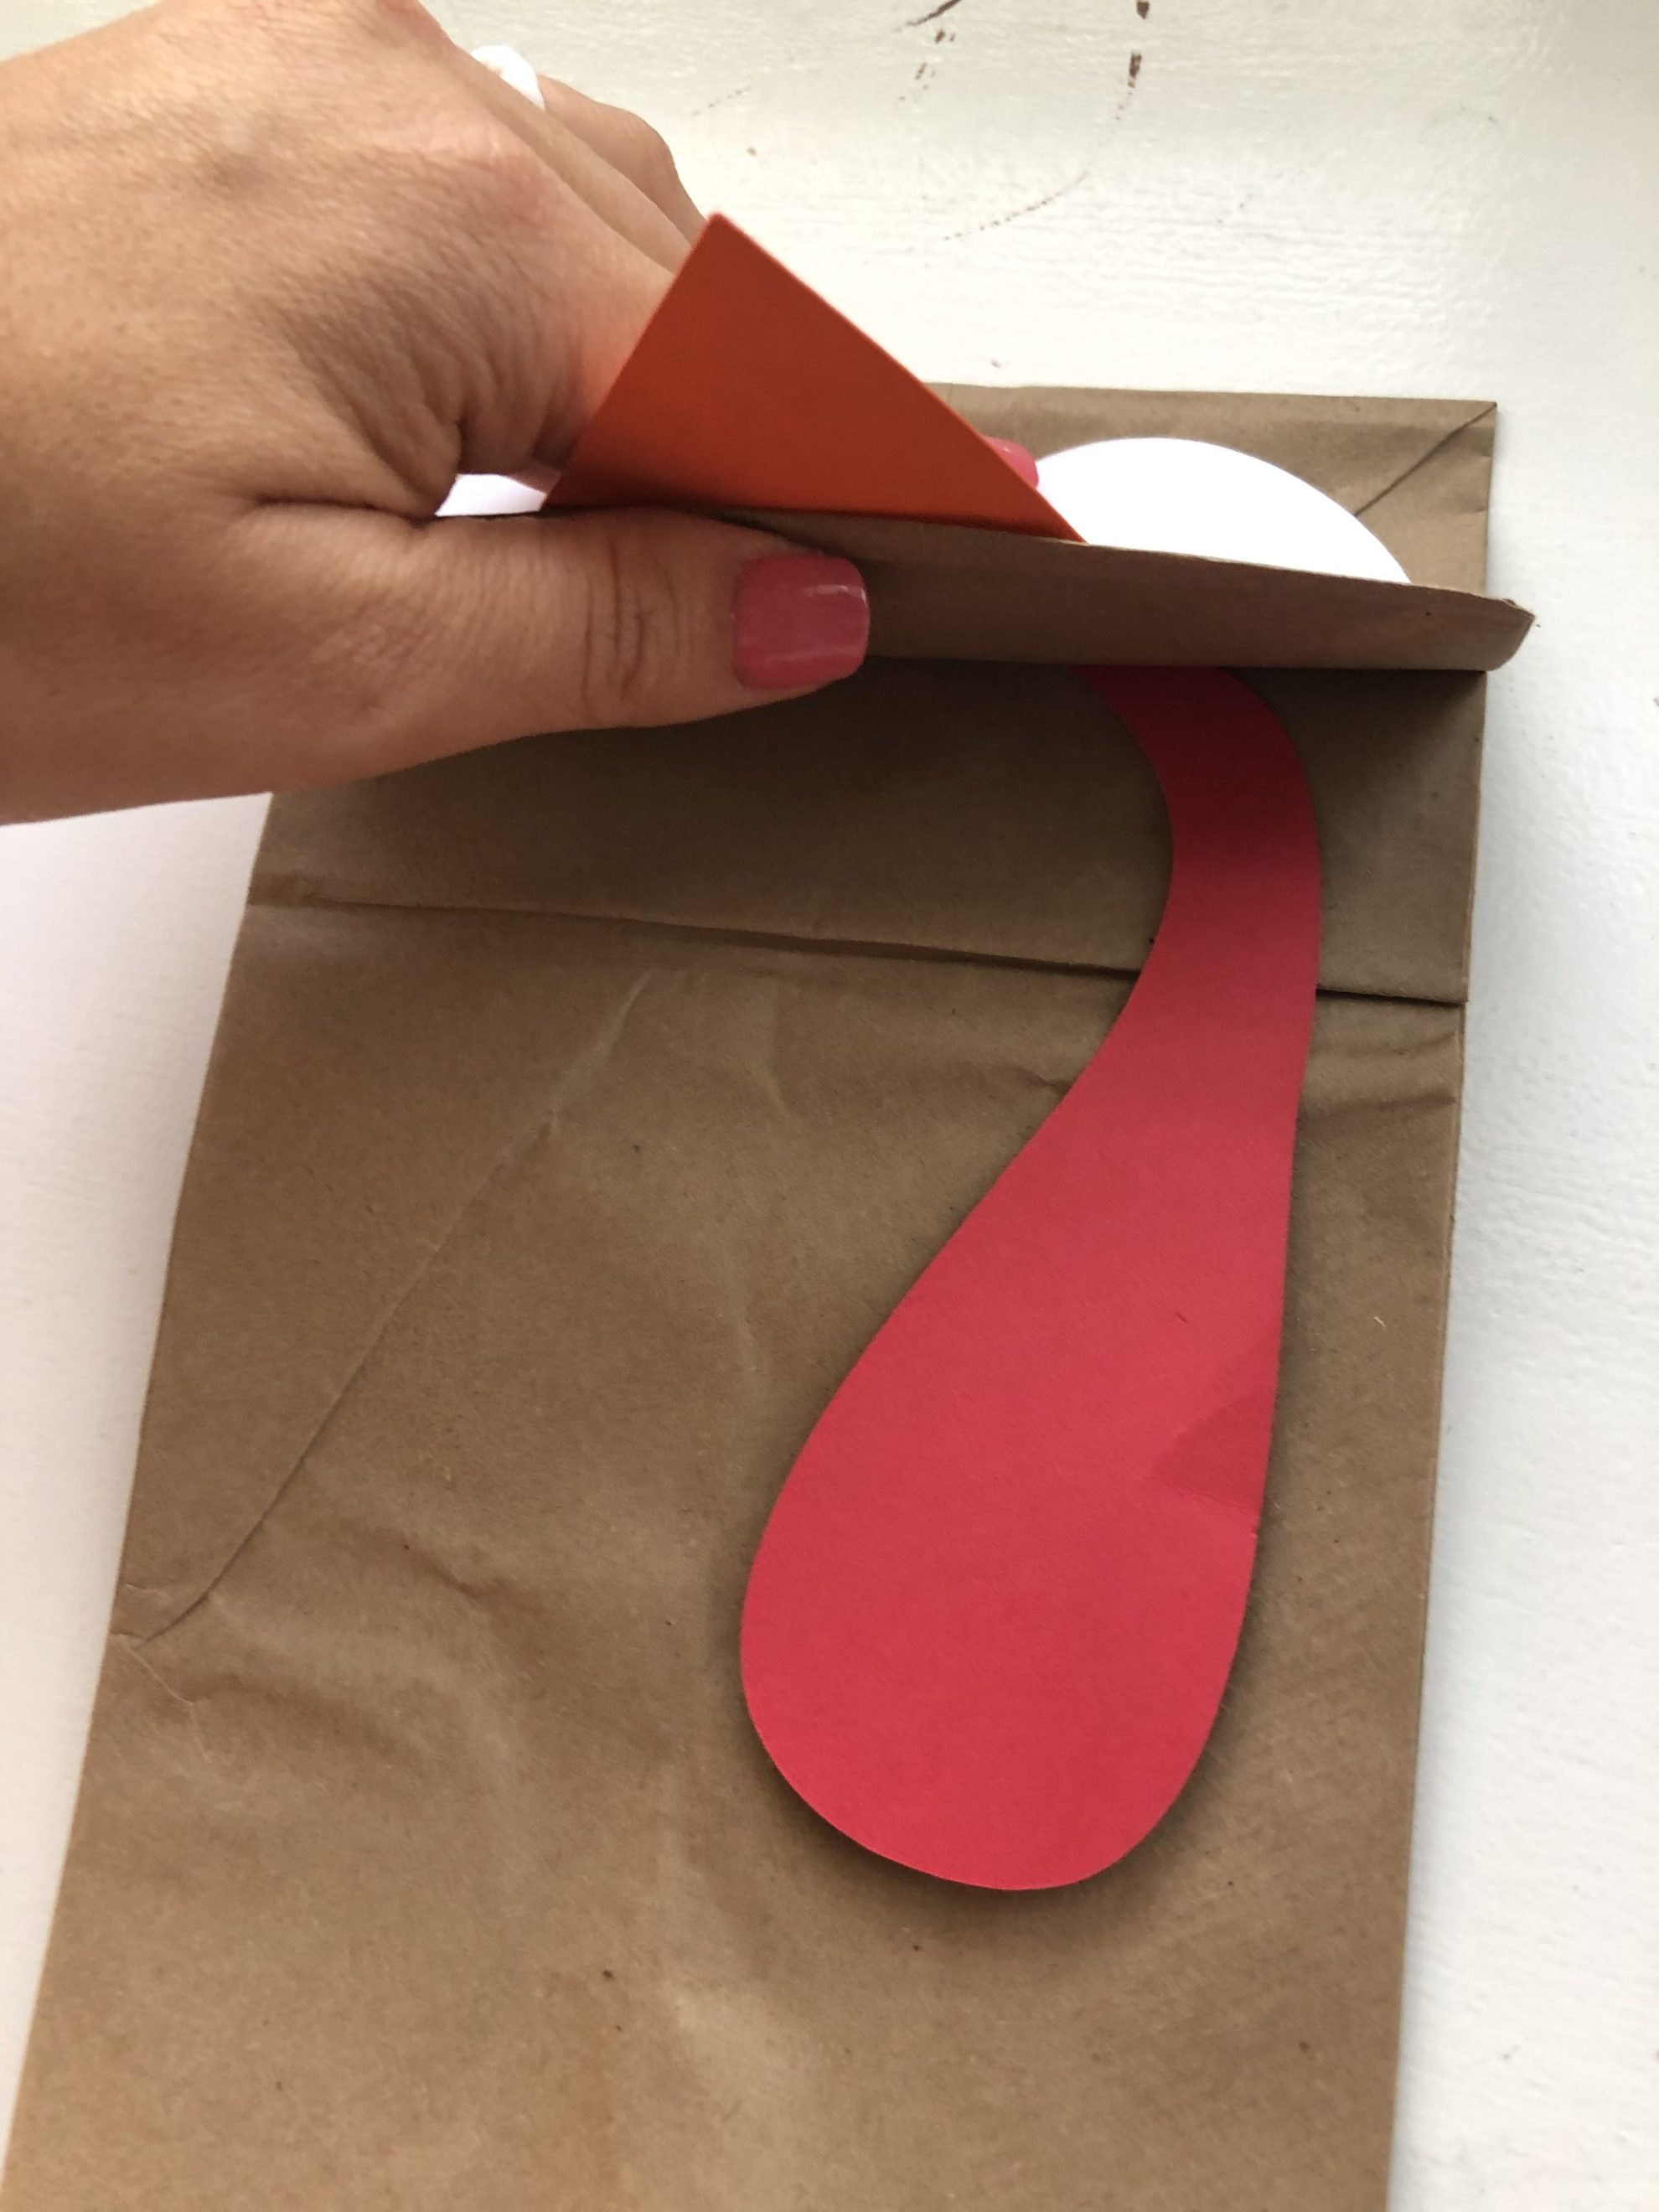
[3,388,1497,2211]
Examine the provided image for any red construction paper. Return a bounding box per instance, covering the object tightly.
[742,668,1320,1888]
[552,216,1325,1889]
[551,218,1071,535]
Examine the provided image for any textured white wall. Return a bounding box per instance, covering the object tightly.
[1,3,1656,2204]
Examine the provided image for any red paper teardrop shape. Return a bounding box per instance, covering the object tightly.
[740,666,1322,1889]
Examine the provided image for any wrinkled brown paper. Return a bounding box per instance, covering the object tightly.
[3,389,1499,2212]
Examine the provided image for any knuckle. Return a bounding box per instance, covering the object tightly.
[439,127,553,232]
[354,0,447,47]
[575,525,683,728]
[615,111,680,195]
[368,101,553,239]
[258,0,442,54]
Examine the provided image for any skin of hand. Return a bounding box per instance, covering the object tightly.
[0,0,870,822]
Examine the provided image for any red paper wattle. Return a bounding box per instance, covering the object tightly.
[740,668,1322,1889]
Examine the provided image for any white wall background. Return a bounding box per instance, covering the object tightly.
[2,2,1655,2204]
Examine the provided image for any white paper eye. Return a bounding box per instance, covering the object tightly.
[1035,437,1408,582]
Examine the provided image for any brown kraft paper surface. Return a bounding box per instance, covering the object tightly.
[3,387,1495,2211]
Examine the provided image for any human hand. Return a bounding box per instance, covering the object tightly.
[0,0,869,822]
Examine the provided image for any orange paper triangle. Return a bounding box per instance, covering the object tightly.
[551,216,1072,536]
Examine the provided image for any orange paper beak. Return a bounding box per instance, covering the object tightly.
[549,215,1075,539]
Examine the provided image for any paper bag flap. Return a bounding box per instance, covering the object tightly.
[550,218,1529,671]
[731,509,1531,669]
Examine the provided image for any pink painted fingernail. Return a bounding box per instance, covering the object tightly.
[734,554,869,691]
[986,436,1040,486]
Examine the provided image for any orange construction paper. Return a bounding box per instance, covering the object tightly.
[550,218,1072,535]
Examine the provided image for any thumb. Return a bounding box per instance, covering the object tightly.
[255,504,870,786]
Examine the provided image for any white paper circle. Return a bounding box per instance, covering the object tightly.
[1035,437,1408,581]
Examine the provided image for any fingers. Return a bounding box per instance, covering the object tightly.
[535,77,704,242]
[467,39,703,241]
[446,44,693,274]
[233,504,869,786]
